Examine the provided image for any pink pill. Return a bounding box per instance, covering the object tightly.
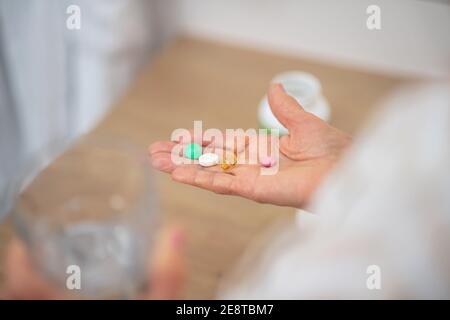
[260,156,276,168]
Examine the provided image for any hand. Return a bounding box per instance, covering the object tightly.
[149,83,351,208]
[0,226,185,299]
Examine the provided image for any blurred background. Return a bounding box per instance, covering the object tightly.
[0,0,448,298]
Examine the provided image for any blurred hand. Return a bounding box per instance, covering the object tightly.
[0,226,185,300]
[149,83,351,208]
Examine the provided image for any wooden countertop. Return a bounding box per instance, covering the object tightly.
[0,36,409,299]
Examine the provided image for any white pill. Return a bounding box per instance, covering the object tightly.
[198,153,219,167]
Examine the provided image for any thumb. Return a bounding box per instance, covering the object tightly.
[267,83,308,132]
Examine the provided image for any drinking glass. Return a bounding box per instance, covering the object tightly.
[11,138,157,298]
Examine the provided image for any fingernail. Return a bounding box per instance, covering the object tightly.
[270,82,285,92]
[171,229,185,250]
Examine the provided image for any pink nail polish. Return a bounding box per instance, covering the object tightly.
[171,230,185,249]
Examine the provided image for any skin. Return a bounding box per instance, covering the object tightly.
[149,83,352,208]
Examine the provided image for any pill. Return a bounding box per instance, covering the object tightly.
[220,151,237,171]
[199,153,219,167]
[260,156,276,168]
[184,143,202,160]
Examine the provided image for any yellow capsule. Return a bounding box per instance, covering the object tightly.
[220,151,237,171]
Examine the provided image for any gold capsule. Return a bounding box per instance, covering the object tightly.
[220,151,237,171]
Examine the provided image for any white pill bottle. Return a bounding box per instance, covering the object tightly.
[258,71,330,227]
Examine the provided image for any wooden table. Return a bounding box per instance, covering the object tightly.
[0,36,410,299]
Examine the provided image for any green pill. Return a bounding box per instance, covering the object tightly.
[184,143,202,160]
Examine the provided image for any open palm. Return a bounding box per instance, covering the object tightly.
[149,84,351,208]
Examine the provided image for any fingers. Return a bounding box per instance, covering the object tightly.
[149,137,246,175]
[149,143,218,174]
[150,139,259,197]
[4,239,66,299]
[268,83,307,130]
[150,141,252,197]
[172,165,236,195]
[148,141,177,156]
[150,152,177,173]
[147,226,185,300]
[149,141,182,173]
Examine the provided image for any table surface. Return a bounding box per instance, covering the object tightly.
[0,36,410,299]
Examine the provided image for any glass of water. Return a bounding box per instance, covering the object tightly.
[11,138,157,299]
